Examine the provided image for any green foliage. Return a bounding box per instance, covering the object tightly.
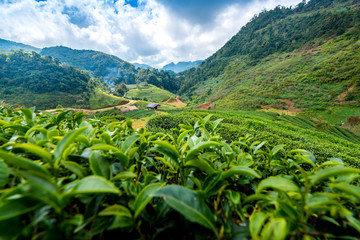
[0,38,40,53]
[125,84,175,102]
[114,83,128,97]
[179,0,360,110]
[0,50,95,109]
[147,110,360,167]
[40,46,180,92]
[0,104,360,239]
[89,89,128,109]
[40,46,137,85]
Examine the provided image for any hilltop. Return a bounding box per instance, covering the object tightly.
[40,46,137,86]
[0,38,40,53]
[162,60,203,73]
[0,50,95,109]
[180,0,360,111]
[41,46,179,92]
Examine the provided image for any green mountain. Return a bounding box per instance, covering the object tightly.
[0,50,96,109]
[40,46,137,86]
[133,62,153,69]
[180,0,360,111]
[40,46,180,92]
[0,38,40,53]
[162,60,203,73]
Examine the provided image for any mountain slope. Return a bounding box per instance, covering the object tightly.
[40,46,180,92]
[40,46,137,86]
[180,0,360,111]
[0,50,95,109]
[133,63,153,69]
[0,38,40,53]
[162,60,203,73]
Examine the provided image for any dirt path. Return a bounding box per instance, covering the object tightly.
[337,85,354,102]
[276,99,302,112]
[196,102,215,110]
[167,96,185,104]
[46,100,135,115]
[174,96,184,104]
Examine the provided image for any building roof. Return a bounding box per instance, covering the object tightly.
[146,103,159,108]
[120,107,130,113]
[127,106,138,111]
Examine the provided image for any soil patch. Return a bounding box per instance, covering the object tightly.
[267,99,302,113]
[337,85,354,102]
[167,96,185,104]
[196,102,215,110]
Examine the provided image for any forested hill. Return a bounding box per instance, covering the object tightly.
[0,50,95,109]
[40,46,137,86]
[0,38,40,53]
[41,46,180,92]
[180,0,360,110]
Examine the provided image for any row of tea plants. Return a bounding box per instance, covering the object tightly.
[0,105,360,239]
[147,111,360,167]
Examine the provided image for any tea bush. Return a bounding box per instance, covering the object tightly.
[0,105,360,239]
[147,111,360,167]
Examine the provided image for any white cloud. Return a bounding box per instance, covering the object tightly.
[0,0,302,68]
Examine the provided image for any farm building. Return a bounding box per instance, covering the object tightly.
[119,105,138,113]
[146,103,160,110]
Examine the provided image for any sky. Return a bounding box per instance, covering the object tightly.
[0,0,303,68]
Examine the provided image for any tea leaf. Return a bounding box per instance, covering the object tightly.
[0,150,49,175]
[152,185,218,235]
[54,127,88,167]
[257,176,299,193]
[185,141,221,161]
[311,167,360,186]
[0,160,9,189]
[0,198,41,221]
[221,166,261,180]
[65,176,120,195]
[151,141,180,165]
[133,183,164,218]
[90,150,110,179]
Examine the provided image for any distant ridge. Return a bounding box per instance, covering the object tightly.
[133,63,153,69]
[0,38,40,53]
[41,46,137,86]
[163,60,202,73]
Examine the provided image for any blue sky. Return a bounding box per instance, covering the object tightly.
[0,0,302,67]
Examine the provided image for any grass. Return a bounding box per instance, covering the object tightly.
[122,109,157,119]
[189,26,360,111]
[310,106,360,124]
[132,118,149,129]
[89,88,128,109]
[125,84,175,102]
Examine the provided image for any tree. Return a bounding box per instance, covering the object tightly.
[114,83,128,97]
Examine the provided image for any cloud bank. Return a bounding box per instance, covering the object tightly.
[0,0,302,67]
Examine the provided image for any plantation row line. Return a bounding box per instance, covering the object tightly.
[147,111,360,167]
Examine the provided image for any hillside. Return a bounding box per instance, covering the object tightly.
[162,60,203,73]
[125,84,175,102]
[0,38,40,53]
[133,62,153,69]
[41,46,180,92]
[180,0,360,111]
[40,46,137,86]
[0,50,95,109]
[147,110,360,166]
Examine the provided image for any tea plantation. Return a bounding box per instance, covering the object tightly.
[0,105,360,239]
